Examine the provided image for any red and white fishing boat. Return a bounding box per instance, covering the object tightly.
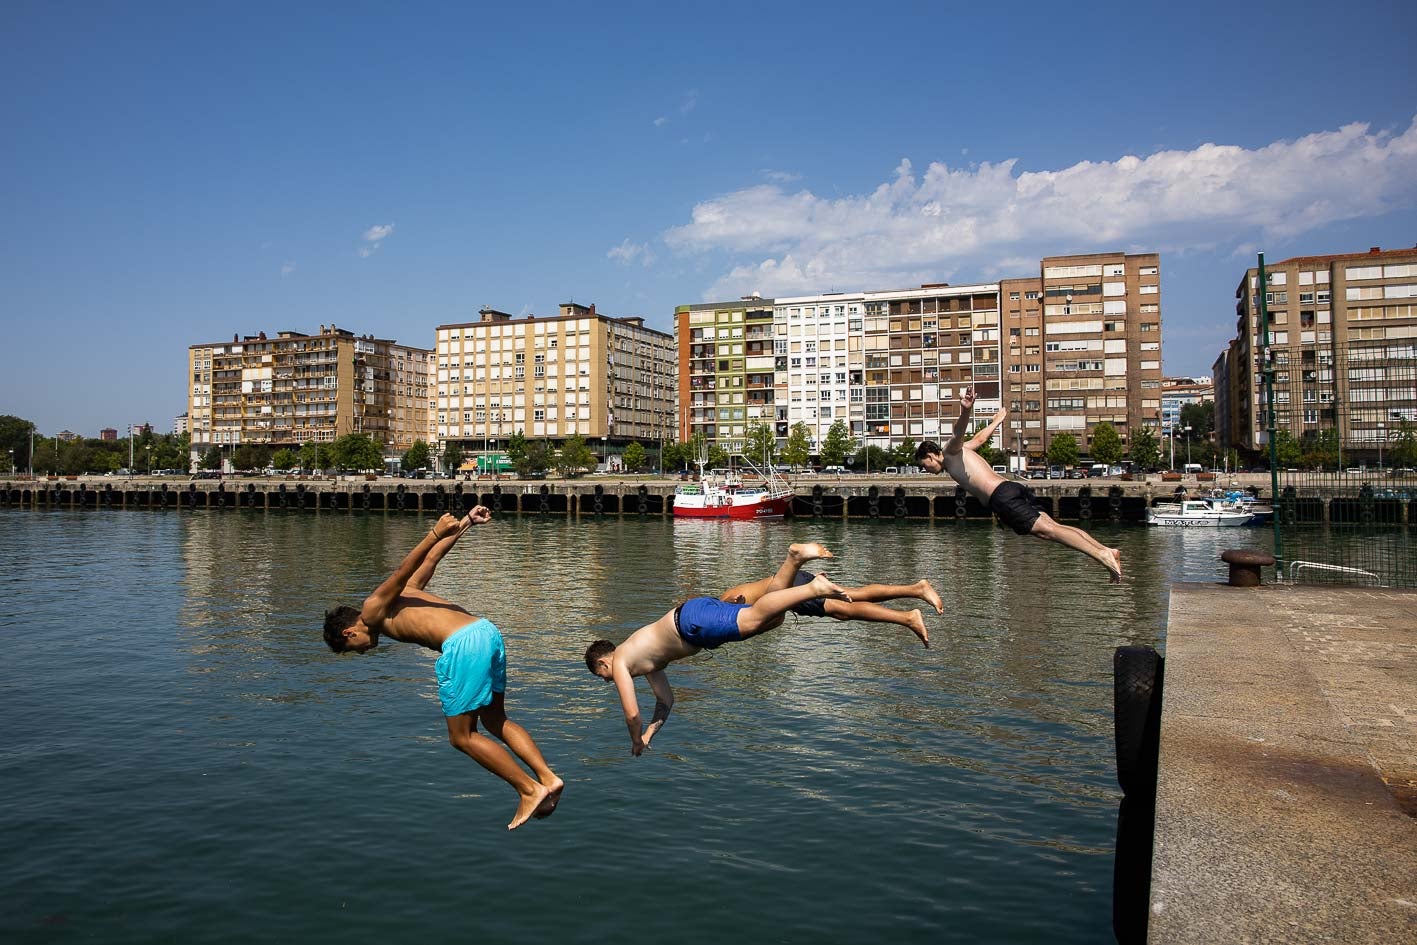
[672,459,793,520]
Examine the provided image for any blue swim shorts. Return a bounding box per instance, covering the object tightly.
[789,570,828,618]
[673,597,748,649]
[435,618,507,716]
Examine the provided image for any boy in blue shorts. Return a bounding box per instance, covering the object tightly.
[583,544,852,756]
[323,508,562,830]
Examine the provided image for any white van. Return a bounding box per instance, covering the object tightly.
[1182,463,1204,474]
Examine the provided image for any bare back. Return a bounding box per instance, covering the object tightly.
[614,607,700,678]
[377,588,477,651]
[943,443,1006,503]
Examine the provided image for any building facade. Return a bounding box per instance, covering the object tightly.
[187,325,432,463]
[1221,245,1417,461]
[675,251,1163,465]
[435,302,676,467]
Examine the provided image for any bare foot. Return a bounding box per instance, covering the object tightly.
[808,573,852,602]
[1107,548,1122,584]
[507,782,552,831]
[789,542,834,564]
[916,579,944,615]
[905,609,930,648]
[533,775,565,820]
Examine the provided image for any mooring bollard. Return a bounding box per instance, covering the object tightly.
[1220,549,1275,587]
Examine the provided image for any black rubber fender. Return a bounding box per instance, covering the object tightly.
[1114,645,1164,797]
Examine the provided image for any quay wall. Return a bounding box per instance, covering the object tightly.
[2,474,1398,524]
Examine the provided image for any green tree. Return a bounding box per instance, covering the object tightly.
[1389,420,1417,469]
[231,444,272,471]
[781,422,812,469]
[401,439,432,472]
[441,440,464,475]
[1305,428,1340,470]
[854,444,891,473]
[819,420,855,466]
[743,422,777,466]
[0,415,37,472]
[891,438,919,467]
[622,441,647,472]
[201,446,223,471]
[523,441,551,476]
[556,436,596,476]
[271,448,299,470]
[506,430,528,472]
[331,434,383,472]
[1090,422,1124,466]
[152,432,189,472]
[662,440,691,472]
[1127,425,1162,471]
[1046,432,1079,468]
[1273,430,1303,468]
[1179,401,1215,438]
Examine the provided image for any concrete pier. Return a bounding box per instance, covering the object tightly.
[1151,584,1417,943]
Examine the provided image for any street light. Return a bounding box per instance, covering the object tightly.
[1378,422,1386,472]
[1184,425,1194,468]
[7,449,13,477]
[145,444,152,476]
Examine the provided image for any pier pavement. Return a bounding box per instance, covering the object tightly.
[1151,583,1417,943]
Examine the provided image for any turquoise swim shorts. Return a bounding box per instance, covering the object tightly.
[435,618,507,716]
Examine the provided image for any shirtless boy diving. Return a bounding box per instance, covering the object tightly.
[586,543,924,756]
[718,545,941,647]
[915,387,1122,582]
[323,509,563,830]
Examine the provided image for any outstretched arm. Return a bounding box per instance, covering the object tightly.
[966,405,1007,452]
[611,656,647,756]
[361,508,489,625]
[640,670,675,750]
[946,386,977,453]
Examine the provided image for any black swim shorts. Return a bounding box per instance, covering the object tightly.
[788,570,828,618]
[988,480,1041,535]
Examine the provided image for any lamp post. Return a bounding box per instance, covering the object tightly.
[1378,422,1385,473]
[7,449,13,477]
[145,444,152,476]
[1184,425,1193,468]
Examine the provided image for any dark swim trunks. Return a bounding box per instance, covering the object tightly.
[789,570,828,618]
[673,596,749,649]
[988,480,1042,535]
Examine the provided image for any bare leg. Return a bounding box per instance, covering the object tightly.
[838,580,943,614]
[477,694,564,819]
[1030,512,1122,583]
[821,599,930,647]
[738,573,851,637]
[762,541,835,595]
[445,712,550,831]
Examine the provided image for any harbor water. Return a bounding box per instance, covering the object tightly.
[0,511,1276,943]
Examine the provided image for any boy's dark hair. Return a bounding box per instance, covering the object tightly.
[584,639,616,672]
[323,606,362,652]
[915,440,942,462]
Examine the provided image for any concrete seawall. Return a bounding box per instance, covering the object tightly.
[1149,584,1417,943]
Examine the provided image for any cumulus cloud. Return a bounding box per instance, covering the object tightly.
[608,238,656,267]
[359,223,395,257]
[662,116,1417,300]
[653,116,668,128]
[280,261,296,276]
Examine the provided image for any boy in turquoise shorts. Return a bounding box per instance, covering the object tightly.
[324,508,562,830]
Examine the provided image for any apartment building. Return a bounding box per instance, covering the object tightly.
[675,297,777,453]
[435,302,676,465]
[676,250,1163,465]
[1222,245,1417,459]
[187,324,432,461]
[1161,377,1214,435]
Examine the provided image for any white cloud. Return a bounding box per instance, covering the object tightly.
[762,169,802,184]
[680,89,698,114]
[280,261,296,276]
[359,223,395,258]
[608,238,656,267]
[653,116,668,127]
[662,116,1417,300]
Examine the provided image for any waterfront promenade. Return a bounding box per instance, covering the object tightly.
[1152,583,1417,943]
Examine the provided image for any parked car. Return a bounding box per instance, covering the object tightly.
[823,465,846,475]
[1068,468,1087,479]
[991,464,1009,475]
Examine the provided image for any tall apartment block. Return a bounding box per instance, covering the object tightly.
[434,302,676,464]
[1221,245,1417,460]
[675,251,1163,463]
[187,325,432,462]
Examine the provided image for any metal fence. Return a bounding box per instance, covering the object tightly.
[1271,341,1417,586]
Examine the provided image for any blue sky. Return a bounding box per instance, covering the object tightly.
[3,0,1416,436]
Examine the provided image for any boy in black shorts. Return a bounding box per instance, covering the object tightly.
[915,388,1121,582]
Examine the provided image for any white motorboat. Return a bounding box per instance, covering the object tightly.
[1146,498,1254,527]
